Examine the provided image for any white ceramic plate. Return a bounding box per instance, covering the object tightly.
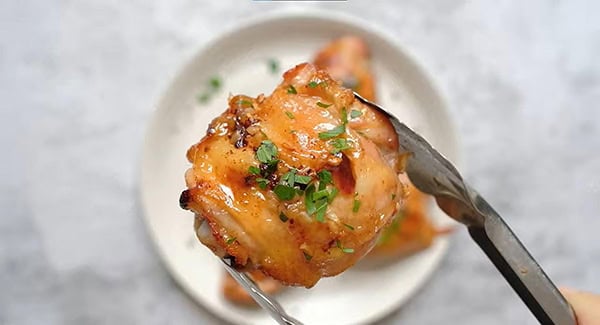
[140,10,460,325]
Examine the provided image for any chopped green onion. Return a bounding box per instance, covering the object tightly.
[307,81,319,88]
[248,166,261,175]
[317,101,331,108]
[343,223,354,231]
[303,251,313,261]
[285,111,295,119]
[391,193,396,200]
[226,237,236,245]
[318,125,346,140]
[274,184,296,201]
[351,109,363,118]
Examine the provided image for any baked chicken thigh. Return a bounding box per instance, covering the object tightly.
[180,62,407,287]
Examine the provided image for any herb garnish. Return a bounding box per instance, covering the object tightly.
[317,101,331,108]
[267,58,279,74]
[210,77,221,90]
[248,166,261,175]
[303,170,338,222]
[318,125,346,139]
[226,237,237,245]
[197,76,223,104]
[256,140,278,164]
[285,111,295,119]
[303,251,313,261]
[329,138,351,154]
[287,85,297,94]
[256,178,269,189]
[336,240,355,254]
[352,193,361,213]
[307,81,319,88]
[274,184,296,200]
[238,99,253,107]
[350,109,362,118]
[343,223,355,231]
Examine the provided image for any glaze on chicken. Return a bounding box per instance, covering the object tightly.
[180,63,407,287]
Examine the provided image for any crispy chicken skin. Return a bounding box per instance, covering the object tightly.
[313,36,440,261]
[180,63,407,288]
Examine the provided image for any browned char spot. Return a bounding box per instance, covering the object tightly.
[331,154,355,194]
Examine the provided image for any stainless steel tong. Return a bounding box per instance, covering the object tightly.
[221,93,577,325]
[354,93,576,325]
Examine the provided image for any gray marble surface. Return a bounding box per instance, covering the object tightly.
[2,0,599,324]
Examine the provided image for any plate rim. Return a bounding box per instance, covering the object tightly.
[139,8,461,325]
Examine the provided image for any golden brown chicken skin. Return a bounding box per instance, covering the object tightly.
[314,36,442,261]
[180,63,407,288]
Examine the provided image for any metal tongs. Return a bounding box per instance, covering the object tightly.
[220,93,577,325]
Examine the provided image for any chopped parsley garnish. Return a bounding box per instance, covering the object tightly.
[304,171,338,223]
[343,223,355,231]
[287,85,297,94]
[336,240,355,254]
[285,111,295,119]
[316,101,331,108]
[248,166,261,175]
[318,125,346,139]
[273,184,296,200]
[238,99,253,107]
[256,178,269,189]
[317,170,332,184]
[391,193,396,200]
[279,212,289,222]
[303,251,313,261]
[267,58,279,74]
[315,204,327,222]
[312,189,330,200]
[352,195,361,213]
[295,174,312,185]
[197,76,223,105]
[256,140,278,164]
[341,107,348,125]
[329,138,351,154]
[328,187,339,203]
[210,76,221,90]
[350,109,363,118]
[197,93,210,103]
[307,81,319,88]
[226,237,236,245]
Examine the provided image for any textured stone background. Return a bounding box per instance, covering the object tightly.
[2,0,599,324]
